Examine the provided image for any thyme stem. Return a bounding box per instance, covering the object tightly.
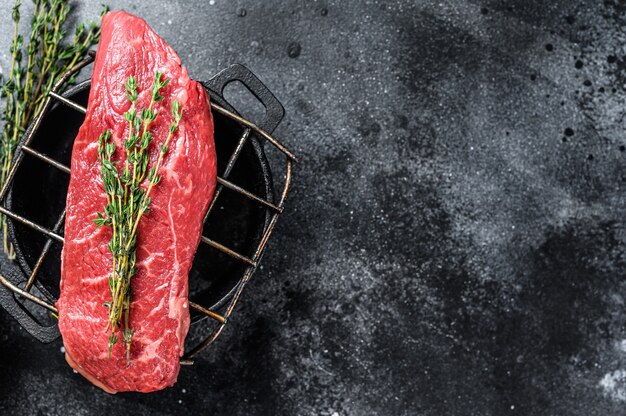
[95,72,181,364]
[0,1,108,259]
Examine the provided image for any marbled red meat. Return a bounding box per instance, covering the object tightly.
[56,10,216,393]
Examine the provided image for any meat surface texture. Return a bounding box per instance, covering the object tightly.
[57,10,216,393]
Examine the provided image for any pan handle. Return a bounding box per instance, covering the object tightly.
[202,64,285,134]
[0,271,59,343]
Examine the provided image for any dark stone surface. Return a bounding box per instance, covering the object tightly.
[2,0,626,414]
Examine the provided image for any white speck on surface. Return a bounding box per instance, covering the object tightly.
[209,0,215,4]
[600,369,626,402]
[182,388,186,393]
[178,399,183,404]
[60,346,65,353]
[167,19,172,25]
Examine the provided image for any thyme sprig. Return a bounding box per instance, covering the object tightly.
[0,0,108,259]
[95,72,182,363]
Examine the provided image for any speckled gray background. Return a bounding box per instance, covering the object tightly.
[2,0,626,414]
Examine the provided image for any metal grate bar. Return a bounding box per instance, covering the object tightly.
[24,210,66,292]
[204,128,251,222]
[22,146,70,174]
[204,129,250,222]
[220,128,251,177]
[0,206,64,243]
[49,91,87,114]
[189,301,225,324]
[0,54,296,361]
[0,273,58,313]
[200,236,256,267]
[216,177,281,212]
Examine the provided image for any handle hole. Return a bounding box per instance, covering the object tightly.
[223,81,266,127]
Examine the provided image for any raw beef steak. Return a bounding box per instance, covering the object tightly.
[57,10,216,393]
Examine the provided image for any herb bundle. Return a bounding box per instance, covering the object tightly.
[95,72,182,363]
[0,0,108,258]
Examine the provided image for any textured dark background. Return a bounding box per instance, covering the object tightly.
[2,0,626,415]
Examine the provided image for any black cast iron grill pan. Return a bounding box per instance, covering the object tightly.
[0,53,296,364]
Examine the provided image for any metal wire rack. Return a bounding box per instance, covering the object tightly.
[0,53,296,365]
